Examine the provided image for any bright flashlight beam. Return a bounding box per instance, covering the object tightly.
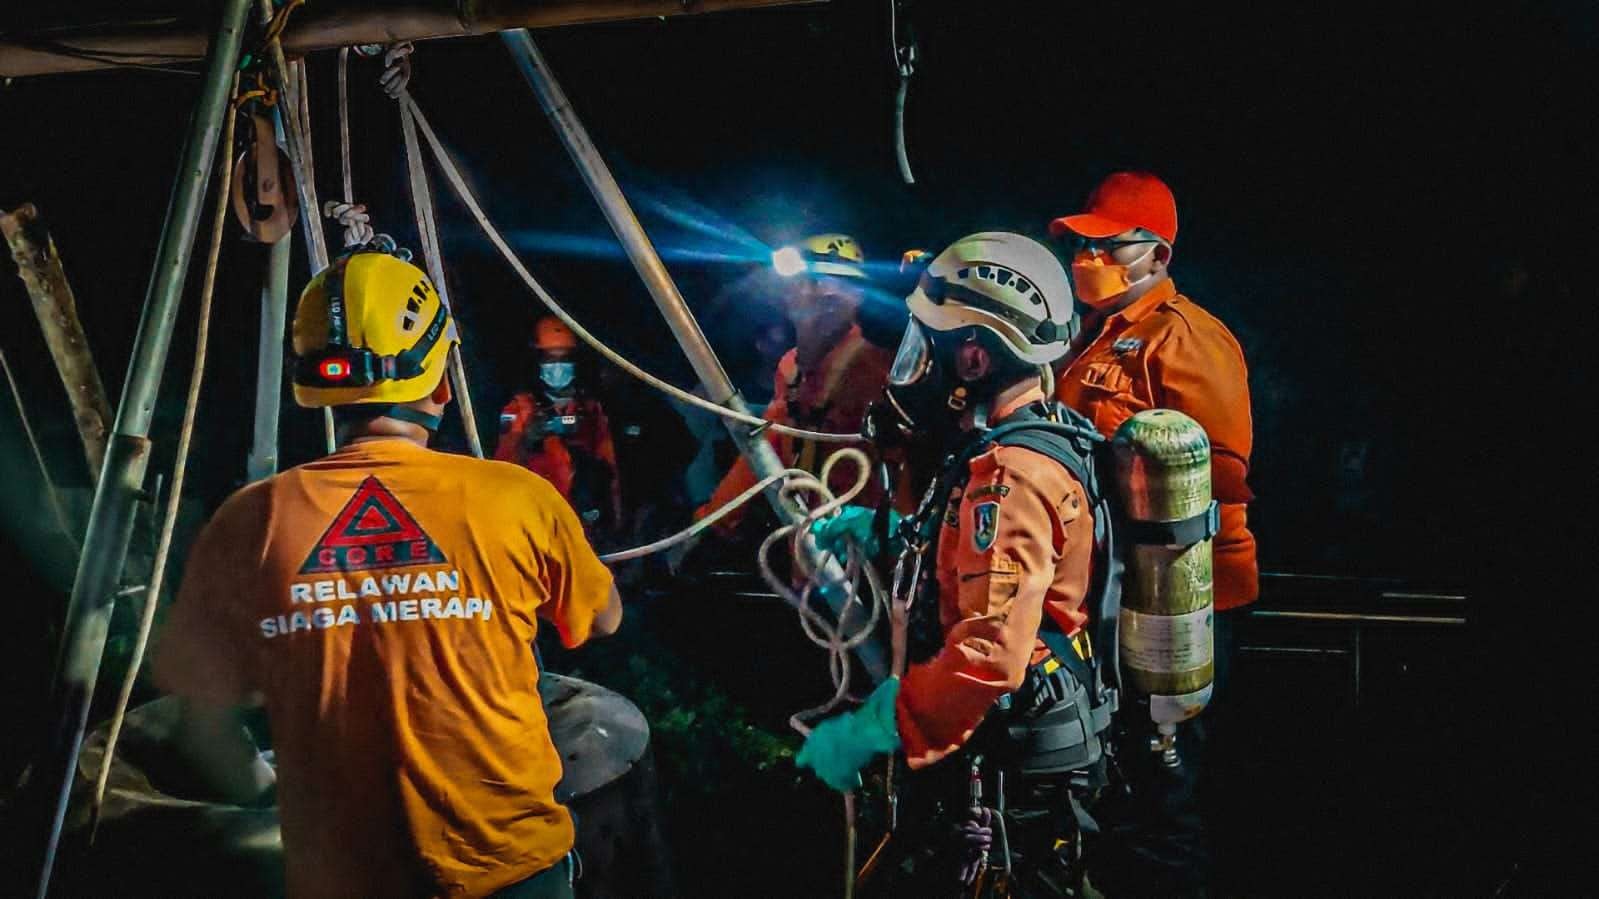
[771,247,806,277]
[628,186,772,257]
[479,229,773,266]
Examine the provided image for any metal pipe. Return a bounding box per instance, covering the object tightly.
[1378,591,1467,603]
[26,2,253,893]
[0,1,825,77]
[247,237,292,481]
[499,29,884,679]
[1249,610,1466,626]
[501,31,740,404]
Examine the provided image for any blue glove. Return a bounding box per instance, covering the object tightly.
[795,677,902,792]
[809,506,904,560]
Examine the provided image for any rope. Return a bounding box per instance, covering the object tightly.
[598,463,812,563]
[748,446,884,899]
[293,59,316,213]
[292,55,336,453]
[253,0,334,451]
[260,0,304,47]
[390,48,484,459]
[378,42,414,98]
[889,0,916,186]
[89,74,241,836]
[338,46,352,203]
[750,447,884,733]
[233,70,277,109]
[893,75,915,186]
[401,95,862,445]
[323,201,374,248]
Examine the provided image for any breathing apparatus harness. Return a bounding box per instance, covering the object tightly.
[896,399,1123,773]
[293,235,451,431]
[853,397,1128,892]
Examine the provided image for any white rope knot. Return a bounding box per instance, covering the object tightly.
[379,41,415,99]
[323,200,374,248]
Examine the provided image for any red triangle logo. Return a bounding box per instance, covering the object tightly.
[299,476,448,574]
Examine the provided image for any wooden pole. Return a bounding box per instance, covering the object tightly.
[1,204,113,480]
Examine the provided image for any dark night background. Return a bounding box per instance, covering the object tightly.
[0,0,1590,894]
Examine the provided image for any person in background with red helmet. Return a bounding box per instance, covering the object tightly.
[496,315,622,543]
[1050,171,1256,897]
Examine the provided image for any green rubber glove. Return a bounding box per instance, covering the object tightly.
[809,505,904,560]
[795,677,902,792]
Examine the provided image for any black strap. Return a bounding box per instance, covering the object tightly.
[384,300,449,380]
[1123,501,1220,547]
[381,405,442,431]
[323,253,355,348]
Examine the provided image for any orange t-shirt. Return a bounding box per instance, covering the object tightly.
[695,324,894,528]
[896,388,1096,769]
[1057,278,1259,609]
[153,438,615,899]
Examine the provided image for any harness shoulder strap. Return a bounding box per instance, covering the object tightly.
[981,402,1122,704]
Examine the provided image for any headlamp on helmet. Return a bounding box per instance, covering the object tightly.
[291,235,457,416]
[770,233,868,280]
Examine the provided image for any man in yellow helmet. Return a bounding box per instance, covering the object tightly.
[694,233,896,529]
[153,240,622,898]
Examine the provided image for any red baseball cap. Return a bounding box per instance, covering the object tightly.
[1049,171,1178,245]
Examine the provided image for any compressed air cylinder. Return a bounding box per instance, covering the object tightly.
[1111,410,1215,756]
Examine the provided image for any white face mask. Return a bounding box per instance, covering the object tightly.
[539,361,576,391]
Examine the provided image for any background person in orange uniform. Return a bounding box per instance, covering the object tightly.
[1051,171,1254,896]
[693,233,893,531]
[495,315,622,544]
[153,244,622,899]
[798,233,1108,893]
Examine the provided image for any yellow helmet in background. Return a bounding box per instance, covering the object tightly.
[291,247,458,409]
[771,233,868,280]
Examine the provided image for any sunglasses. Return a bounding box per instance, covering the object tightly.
[1059,234,1163,256]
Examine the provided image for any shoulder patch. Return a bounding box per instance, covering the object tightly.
[971,501,1000,553]
[969,483,1011,501]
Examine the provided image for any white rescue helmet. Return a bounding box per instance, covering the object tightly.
[903,231,1077,366]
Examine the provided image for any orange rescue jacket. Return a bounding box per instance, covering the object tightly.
[896,387,1096,769]
[1057,278,1258,609]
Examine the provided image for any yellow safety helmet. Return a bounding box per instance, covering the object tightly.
[291,246,458,410]
[771,233,868,280]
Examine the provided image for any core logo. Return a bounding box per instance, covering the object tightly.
[299,476,447,574]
